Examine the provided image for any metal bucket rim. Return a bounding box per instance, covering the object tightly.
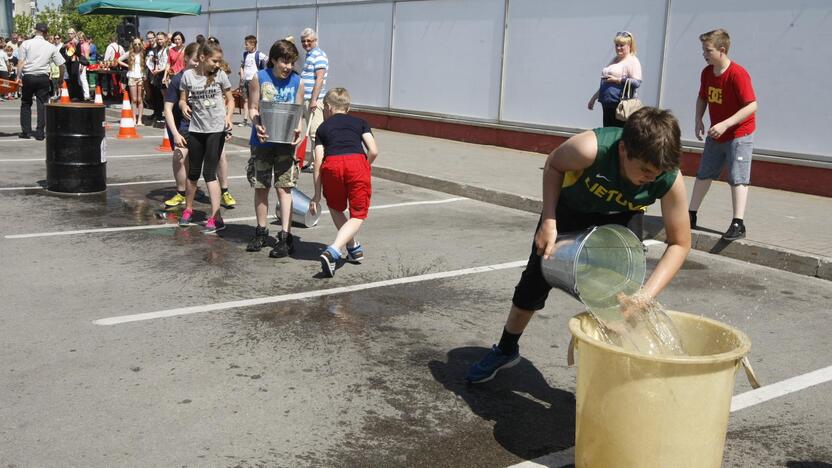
[568,310,752,364]
[573,224,645,302]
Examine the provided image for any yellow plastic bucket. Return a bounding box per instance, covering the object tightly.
[568,310,760,468]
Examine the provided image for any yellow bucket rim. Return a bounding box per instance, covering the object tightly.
[568,310,752,365]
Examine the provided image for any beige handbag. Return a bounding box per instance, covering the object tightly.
[615,79,643,122]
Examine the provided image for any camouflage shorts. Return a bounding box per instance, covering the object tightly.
[247,145,298,189]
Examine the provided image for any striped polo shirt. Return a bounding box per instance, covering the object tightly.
[302,47,328,101]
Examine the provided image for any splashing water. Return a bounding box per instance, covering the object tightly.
[587,292,687,357]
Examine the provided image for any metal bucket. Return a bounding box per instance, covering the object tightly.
[275,188,321,228]
[541,224,645,320]
[260,101,303,144]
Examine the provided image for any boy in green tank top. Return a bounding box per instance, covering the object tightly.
[467,107,692,383]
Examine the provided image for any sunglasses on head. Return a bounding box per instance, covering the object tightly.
[616,31,632,38]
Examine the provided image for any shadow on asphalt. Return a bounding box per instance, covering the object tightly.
[429,346,576,460]
[786,463,832,468]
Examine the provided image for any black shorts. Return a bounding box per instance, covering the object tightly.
[511,207,644,311]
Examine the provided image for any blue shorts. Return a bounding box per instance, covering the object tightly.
[696,134,754,186]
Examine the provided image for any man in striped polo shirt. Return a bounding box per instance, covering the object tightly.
[300,28,328,169]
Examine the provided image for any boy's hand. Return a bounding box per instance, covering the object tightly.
[181,103,192,120]
[708,122,728,140]
[309,196,320,216]
[255,123,269,143]
[534,218,558,260]
[291,129,303,146]
[695,120,705,141]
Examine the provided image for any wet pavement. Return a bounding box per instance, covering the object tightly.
[1,100,831,467]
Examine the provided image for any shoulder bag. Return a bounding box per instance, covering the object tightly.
[615,78,643,122]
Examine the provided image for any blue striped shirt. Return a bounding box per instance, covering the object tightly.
[302,47,328,101]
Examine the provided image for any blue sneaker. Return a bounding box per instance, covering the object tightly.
[346,243,364,263]
[466,345,521,383]
[320,246,341,277]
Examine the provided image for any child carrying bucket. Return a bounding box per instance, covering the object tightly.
[466,107,692,384]
[245,38,306,257]
[177,42,235,234]
[309,88,378,277]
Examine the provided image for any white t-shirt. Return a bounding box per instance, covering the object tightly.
[241,50,267,81]
[0,50,8,73]
[104,42,125,61]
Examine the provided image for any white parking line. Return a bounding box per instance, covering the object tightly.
[93,259,526,325]
[0,149,249,162]
[4,197,467,239]
[0,175,248,191]
[508,367,832,468]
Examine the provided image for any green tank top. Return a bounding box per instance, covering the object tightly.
[559,127,677,213]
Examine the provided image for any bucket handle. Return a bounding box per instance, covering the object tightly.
[567,336,576,366]
[740,356,761,389]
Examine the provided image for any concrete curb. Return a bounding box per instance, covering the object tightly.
[116,108,830,281]
[369,165,832,281]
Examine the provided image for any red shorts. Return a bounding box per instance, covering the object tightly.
[321,154,372,219]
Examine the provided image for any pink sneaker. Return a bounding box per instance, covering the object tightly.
[203,216,225,234]
[179,208,193,226]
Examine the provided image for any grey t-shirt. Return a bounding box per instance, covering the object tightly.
[180,68,232,133]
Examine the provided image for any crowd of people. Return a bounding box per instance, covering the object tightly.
[12,22,758,379]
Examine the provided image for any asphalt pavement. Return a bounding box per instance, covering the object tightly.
[1,100,830,467]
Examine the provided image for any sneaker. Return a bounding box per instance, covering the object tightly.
[246,226,269,252]
[465,345,521,384]
[269,231,294,258]
[689,211,697,230]
[236,120,248,127]
[18,132,32,139]
[164,193,187,208]
[320,247,340,277]
[179,208,193,226]
[221,191,237,208]
[195,189,209,203]
[346,243,364,263]
[722,221,746,241]
[203,216,226,234]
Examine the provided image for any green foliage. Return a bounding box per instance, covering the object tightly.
[13,13,34,37]
[13,0,122,46]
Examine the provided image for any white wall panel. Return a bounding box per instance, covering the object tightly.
[209,0,256,10]
[391,0,505,119]
[662,0,831,159]
[139,17,170,36]
[501,0,667,130]
[318,3,393,108]
[169,14,209,45]
[209,11,258,87]
[257,0,315,8]
[257,7,317,48]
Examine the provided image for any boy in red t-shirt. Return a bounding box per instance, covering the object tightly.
[310,88,379,277]
[688,28,758,241]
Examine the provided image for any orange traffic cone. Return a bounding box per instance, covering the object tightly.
[59,81,70,103]
[156,131,173,152]
[94,85,103,104]
[116,91,140,139]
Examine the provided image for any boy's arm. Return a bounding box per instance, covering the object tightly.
[695,97,707,141]
[310,143,325,213]
[179,87,191,120]
[642,174,691,298]
[163,101,186,148]
[708,101,757,140]
[362,133,378,165]
[538,130,597,259]
[248,75,268,142]
[292,80,306,145]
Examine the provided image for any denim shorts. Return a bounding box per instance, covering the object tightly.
[696,134,754,185]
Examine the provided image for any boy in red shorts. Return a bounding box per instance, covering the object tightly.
[310,87,379,277]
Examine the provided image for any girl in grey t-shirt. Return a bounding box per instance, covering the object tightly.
[177,42,235,233]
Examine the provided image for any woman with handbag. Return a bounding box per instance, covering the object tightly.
[587,31,643,127]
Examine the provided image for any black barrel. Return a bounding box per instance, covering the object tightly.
[46,103,107,193]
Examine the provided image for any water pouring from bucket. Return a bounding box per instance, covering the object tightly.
[541,224,686,356]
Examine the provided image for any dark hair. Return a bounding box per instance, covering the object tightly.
[183,42,200,60]
[621,107,681,171]
[267,39,299,67]
[207,36,220,45]
[195,34,206,45]
[171,31,185,43]
[145,30,155,36]
[244,35,257,44]
[199,42,224,86]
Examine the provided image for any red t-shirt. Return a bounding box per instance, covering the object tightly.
[698,62,756,142]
